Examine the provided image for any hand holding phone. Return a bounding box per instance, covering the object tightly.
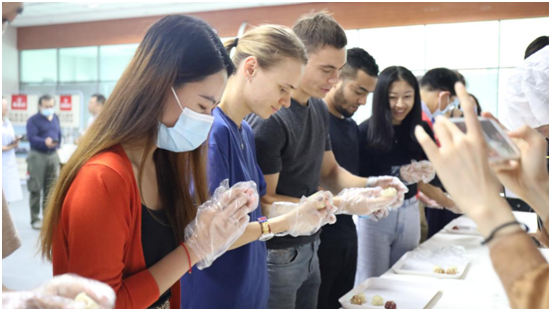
[45,137,59,148]
[450,117,520,162]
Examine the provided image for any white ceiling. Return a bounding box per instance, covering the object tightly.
[12,2,301,27]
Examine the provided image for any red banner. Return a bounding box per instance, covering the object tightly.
[60,95,72,111]
[11,95,27,110]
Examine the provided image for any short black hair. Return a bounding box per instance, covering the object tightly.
[341,48,379,80]
[420,68,460,96]
[524,36,549,59]
[292,11,347,54]
[91,94,106,104]
[38,94,54,106]
[454,70,466,87]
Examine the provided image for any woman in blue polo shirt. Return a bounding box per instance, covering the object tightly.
[180,25,331,308]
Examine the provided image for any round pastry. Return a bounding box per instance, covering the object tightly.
[385,301,397,309]
[75,292,100,309]
[372,295,384,306]
[433,265,445,274]
[446,266,458,275]
[350,293,367,305]
[308,191,327,209]
[381,188,397,198]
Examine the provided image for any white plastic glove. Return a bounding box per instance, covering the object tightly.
[269,191,337,237]
[308,191,338,226]
[418,191,462,214]
[185,179,258,270]
[366,207,391,222]
[418,191,443,209]
[2,273,116,309]
[336,187,396,217]
[365,176,408,208]
[399,160,436,184]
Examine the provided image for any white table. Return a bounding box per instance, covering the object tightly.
[345,212,548,309]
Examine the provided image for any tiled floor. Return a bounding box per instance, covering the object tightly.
[2,184,53,290]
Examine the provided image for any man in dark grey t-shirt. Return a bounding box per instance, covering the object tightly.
[246,12,406,309]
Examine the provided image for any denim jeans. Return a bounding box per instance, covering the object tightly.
[355,197,420,286]
[266,239,321,309]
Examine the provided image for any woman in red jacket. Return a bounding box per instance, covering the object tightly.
[39,15,256,309]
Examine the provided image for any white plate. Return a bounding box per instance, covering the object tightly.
[443,218,481,236]
[340,277,439,309]
[392,251,469,279]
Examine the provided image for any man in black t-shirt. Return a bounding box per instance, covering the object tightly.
[247,13,406,309]
[317,48,379,309]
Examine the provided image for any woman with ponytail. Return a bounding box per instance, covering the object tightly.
[180,24,335,309]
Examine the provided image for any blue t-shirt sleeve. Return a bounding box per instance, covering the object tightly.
[256,162,267,198]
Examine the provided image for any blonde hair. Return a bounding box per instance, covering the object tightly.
[224,24,308,69]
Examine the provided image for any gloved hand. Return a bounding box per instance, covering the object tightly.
[365,176,408,208]
[2,273,116,309]
[366,207,391,222]
[336,187,396,217]
[185,179,258,270]
[270,191,337,237]
[399,160,436,184]
[308,191,338,226]
[418,191,443,208]
[418,191,462,214]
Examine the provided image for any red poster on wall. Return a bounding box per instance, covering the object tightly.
[11,95,27,110]
[60,95,72,111]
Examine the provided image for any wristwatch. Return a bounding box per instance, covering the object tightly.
[258,216,274,241]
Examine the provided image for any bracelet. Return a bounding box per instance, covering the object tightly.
[481,221,529,245]
[180,242,192,274]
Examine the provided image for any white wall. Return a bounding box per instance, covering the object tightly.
[2,26,19,95]
[347,17,550,125]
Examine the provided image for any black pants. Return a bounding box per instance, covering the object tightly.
[317,239,357,309]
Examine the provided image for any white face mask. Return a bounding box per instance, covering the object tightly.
[433,93,459,119]
[156,87,215,153]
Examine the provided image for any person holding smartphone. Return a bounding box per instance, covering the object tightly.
[2,97,23,203]
[26,94,62,230]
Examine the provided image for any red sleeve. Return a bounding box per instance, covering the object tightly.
[62,164,160,308]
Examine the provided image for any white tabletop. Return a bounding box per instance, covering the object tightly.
[345,211,548,309]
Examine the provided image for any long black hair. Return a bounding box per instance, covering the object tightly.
[367,66,422,154]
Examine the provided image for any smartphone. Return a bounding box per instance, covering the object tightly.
[450,117,520,162]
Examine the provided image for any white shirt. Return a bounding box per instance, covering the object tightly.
[87,114,96,129]
[503,46,549,130]
[421,101,434,123]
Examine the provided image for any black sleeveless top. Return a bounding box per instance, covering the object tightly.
[141,204,176,308]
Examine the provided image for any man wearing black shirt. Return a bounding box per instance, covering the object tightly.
[317,48,379,309]
[247,13,406,309]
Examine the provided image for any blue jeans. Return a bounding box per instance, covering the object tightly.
[267,239,321,309]
[355,197,420,286]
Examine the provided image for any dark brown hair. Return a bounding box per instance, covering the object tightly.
[292,11,347,54]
